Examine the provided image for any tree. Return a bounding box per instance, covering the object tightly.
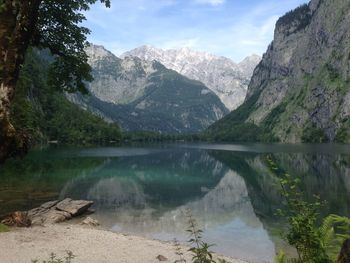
[0,0,110,162]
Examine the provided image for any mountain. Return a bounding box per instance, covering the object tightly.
[69,44,228,134]
[122,46,261,110]
[208,0,350,143]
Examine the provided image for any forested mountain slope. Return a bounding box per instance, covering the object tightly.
[10,50,121,145]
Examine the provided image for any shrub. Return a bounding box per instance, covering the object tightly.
[174,209,231,263]
[266,156,350,263]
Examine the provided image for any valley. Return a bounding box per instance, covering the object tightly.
[1,0,349,262]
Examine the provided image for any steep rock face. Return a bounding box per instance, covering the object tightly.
[209,0,350,143]
[70,45,228,134]
[122,46,260,110]
[84,44,157,105]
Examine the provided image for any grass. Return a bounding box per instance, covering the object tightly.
[0,223,10,233]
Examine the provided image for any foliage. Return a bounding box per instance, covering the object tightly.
[0,223,10,233]
[11,49,121,145]
[174,210,231,263]
[0,0,112,162]
[123,131,186,142]
[262,103,287,132]
[31,251,75,263]
[31,0,110,94]
[301,123,328,143]
[206,90,281,142]
[209,123,264,142]
[335,118,350,143]
[174,239,187,263]
[266,156,350,263]
[274,251,288,263]
[209,90,260,129]
[278,173,330,263]
[320,215,350,260]
[185,210,216,263]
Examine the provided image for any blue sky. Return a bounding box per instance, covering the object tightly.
[84,0,309,62]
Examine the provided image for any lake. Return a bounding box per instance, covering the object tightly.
[0,143,349,262]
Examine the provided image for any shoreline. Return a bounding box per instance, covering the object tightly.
[0,223,251,263]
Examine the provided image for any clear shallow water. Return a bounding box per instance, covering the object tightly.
[0,143,349,262]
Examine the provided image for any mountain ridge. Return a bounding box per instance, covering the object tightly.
[122,45,261,110]
[69,44,229,134]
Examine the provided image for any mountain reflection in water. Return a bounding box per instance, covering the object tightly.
[0,144,349,262]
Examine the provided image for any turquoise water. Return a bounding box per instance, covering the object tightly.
[0,143,349,262]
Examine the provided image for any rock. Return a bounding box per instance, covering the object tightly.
[70,44,229,135]
[44,210,72,224]
[0,211,31,227]
[208,0,350,143]
[156,255,168,261]
[122,45,261,111]
[40,200,59,209]
[81,217,99,227]
[26,199,94,225]
[29,208,72,226]
[56,198,94,216]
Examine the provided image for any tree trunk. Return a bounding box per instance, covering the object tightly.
[0,0,41,162]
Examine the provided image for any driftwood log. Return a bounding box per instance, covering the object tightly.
[0,211,31,227]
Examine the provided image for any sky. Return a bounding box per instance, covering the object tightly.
[83,0,309,62]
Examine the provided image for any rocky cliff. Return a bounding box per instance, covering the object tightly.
[70,44,228,134]
[209,0,350,143]
[122,46,260,111]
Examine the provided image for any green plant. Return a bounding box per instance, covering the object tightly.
[31,251,75,263]
[274,251,299,263]
[179,210,231,263]
[174,238,187,263]
[266,156,350,263]
[320,215,350,261]
[0,223,10,233]
[185,210,215,263]
[10,50,122,146]
[278,173,330,262]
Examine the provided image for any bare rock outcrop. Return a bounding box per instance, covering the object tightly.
[209,0,350,143]
[24,198,93,226]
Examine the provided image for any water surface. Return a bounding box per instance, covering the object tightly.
[0,143,349,262]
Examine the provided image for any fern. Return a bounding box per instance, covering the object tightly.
[320,214,350,261]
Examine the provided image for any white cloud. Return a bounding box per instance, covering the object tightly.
[195,0,225,6]
[84,0,309,62]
